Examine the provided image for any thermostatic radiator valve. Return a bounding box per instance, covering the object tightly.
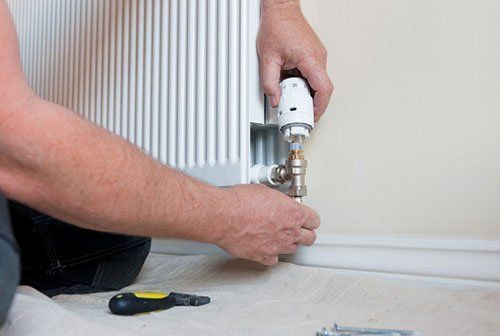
[278,77,314,142]
[251,77,314,203]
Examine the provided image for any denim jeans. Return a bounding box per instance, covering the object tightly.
[2,195,150,298]
[0,193,19,327]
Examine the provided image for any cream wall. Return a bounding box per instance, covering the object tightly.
[301,0,500,237]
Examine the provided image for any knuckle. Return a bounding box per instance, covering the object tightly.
[286,235,297,247]
[308,231,317,245]
[285,228,301,239]
[326,80,334,95]
[261,256,278,266]
[261,81,277,93]
[260,51,279,63]
[328,85,334,96]
[311,212,321,229]
[269,256,279,266]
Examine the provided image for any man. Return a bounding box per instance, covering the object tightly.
[0,0,333,325]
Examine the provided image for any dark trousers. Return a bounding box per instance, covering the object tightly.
[0,193,19,327]
[0,192,150,326]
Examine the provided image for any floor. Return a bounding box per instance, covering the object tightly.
[2,253,500,336]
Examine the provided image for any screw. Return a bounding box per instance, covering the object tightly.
[316,327,332,336]
[333,324,417,335]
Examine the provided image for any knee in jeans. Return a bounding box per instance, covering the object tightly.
[0,241,19,327]
[0,192,20,327]
[95,239,151,291]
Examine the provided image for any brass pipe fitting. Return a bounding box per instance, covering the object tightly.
[286,149,308,202]
[269,146,308,203]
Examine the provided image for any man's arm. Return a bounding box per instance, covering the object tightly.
[258,0,333,121]
[1,96,229,241]
[0,0,319,265]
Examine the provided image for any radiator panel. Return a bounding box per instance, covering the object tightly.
[7,0,263,186]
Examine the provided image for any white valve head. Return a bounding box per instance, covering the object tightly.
[277,77,314,142]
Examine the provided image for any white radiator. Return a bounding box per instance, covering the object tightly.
[7,0,284,186]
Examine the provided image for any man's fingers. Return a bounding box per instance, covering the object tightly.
[297,229,316,246]
[260,56,282,107]
[300,205,321,230]
[297,59,333,120]
[260,255,279,266]
[280,243,299,255]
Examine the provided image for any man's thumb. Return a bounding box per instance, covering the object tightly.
[260,58,282,107]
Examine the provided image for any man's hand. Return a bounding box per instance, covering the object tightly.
[214,184,320,266]
[258,0,333,121]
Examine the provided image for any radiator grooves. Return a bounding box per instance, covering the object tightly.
[196,0,207,167]
[8,0,261,185]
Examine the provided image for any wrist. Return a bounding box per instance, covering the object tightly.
[183,184,234,246]
[261,0,301,19]
[199,186,241,247]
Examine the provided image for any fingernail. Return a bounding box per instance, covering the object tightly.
[269,95,276,106]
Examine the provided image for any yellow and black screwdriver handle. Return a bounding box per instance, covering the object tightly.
[109,292,210,316]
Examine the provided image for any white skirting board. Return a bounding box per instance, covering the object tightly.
[152,234,500,286]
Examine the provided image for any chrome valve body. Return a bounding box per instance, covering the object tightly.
[270,136,308,203]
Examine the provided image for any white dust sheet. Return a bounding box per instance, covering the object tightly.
[2,254,500,336]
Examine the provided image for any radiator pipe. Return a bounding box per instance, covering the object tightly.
[250,164,280,186]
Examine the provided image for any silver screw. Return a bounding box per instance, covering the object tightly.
[316,327,332,336]
[333,323,417,335]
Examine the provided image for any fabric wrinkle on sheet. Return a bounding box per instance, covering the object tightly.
[2,254,500,336]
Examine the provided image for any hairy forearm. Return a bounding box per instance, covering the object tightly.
[0,95,228,243]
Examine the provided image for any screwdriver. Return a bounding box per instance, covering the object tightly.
[108,292,211,316]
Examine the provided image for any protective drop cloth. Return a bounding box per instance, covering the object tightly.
[1,254,499,336]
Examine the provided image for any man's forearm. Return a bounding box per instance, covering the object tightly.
[0,95,228,243]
